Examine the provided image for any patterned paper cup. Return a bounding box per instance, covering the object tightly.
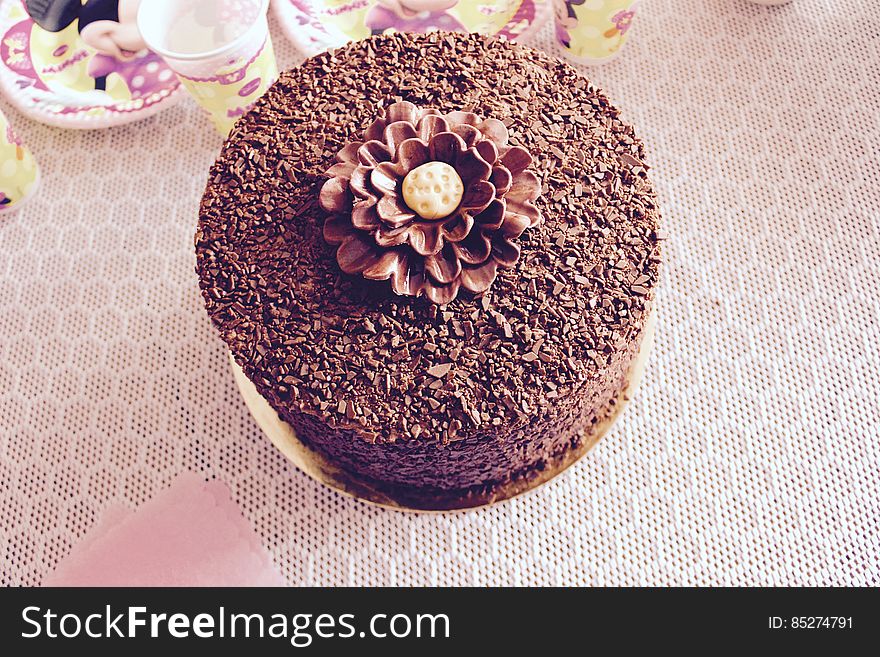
[137,0,278,135]
[0,107,39,214]
[553,0,640,65]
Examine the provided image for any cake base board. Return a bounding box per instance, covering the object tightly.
[231,311,655,512]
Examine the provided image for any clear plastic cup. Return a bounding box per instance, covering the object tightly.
[553,0,641,65]
[137,0,278,134]
[0,107,39,215]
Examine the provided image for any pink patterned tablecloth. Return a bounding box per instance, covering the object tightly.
[1,0,878,586]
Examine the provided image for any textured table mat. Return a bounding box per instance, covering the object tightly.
[1,0,878,586]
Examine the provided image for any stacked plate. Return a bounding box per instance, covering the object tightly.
[274,0,549,56]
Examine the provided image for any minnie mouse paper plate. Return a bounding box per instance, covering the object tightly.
[0,0,181,129]
[274,0,550,57]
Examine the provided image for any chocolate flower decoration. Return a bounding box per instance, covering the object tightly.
[319,101,542,304]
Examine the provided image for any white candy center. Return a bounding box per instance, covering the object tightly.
[402,162,464,220]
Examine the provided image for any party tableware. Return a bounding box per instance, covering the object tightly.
[553,0,640,65]
[0,0,181,129]
[273,0,550,57]
[138,0,278,135]
[0,104,38,212]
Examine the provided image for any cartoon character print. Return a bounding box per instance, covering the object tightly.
[554,0,585,48]
[603,4,637,53]
[5,122,27,169]
[496,0,538,41]
[24,0,167,97]
[365,0,466,36]
[0,113,38,210]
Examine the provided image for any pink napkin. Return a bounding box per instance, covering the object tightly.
[44,473,286,586]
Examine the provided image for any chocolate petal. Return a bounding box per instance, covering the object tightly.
[375,224,410,247]
[349,166,373,198]
[507,170,542,202]
[460,259,498,295]
[424,245,462,284]
[377,194,416,227]
[391,252,425,297]
[428,132,466,165]
[370,163,400,195]
[364,118,387,142]
[476,118,509,148]
[499,208,533,239]
[336,233,382,274]
[351,200,380,230]
[386,100,420,125]
[358,140,391,166]
[419,115,449,141]
[337,142,362,165]
[445,110,479,128]
[453,229,491,265]
[452,124,480,147]
[440,211,474,243]
[459,180,495,213]
[456,148,492,186]
[474,199,505,231]
[384,121,418,154]
[492,237,520,268]
[396,138,430,171]
[323,214,353,245]
[408,222,445,256]
[499,145,533,175]
[476,139,498,166]
[319,177,349,213]
[424,278,461,305]
[326,162,355,180]
[362,248,404,281]
[504,199,541,230]
[490,166,512,195]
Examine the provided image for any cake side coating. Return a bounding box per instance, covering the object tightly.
[195,32,662,502]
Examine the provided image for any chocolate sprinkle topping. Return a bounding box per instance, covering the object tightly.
[196,32,661,505]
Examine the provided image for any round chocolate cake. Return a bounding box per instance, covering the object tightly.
[196,32,661,509]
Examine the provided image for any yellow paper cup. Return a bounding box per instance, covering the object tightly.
[553,0,641,65]
[0,108,39,215]
[138,0,278,135]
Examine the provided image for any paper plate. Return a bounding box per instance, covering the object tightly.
[274,0,550,57]
[0,0,182,129]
